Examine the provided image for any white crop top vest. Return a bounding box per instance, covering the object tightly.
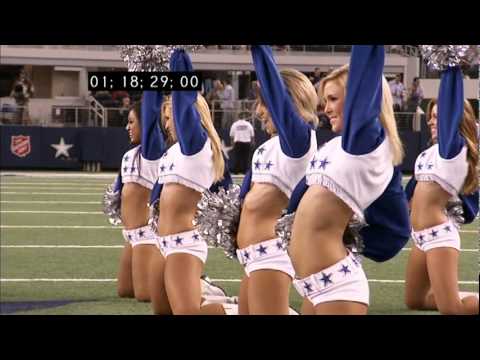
[121,145,160,190]
[157,138,215,193]
[414,144,468,197]
[251,130,317,198]
[306,136,394,223]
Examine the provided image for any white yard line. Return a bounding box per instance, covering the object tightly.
[0,278,477,285]
[1,211,103,215]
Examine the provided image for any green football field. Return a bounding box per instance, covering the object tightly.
[0,172,478,315]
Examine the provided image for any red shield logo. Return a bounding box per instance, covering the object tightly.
[11,135,31,158]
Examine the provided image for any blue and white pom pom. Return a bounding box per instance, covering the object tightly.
[119,45,204,72]
[193,184,241,259]
[419,45,480,71]
[148,198,160,234]
[102,182,122,226]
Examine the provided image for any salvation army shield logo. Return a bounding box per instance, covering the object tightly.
[10,135,31,158]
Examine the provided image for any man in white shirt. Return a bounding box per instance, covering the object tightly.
[230,116,255,174]
[221,79,235,130]
[389,74,406,112]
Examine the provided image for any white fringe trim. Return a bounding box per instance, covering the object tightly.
[251,174,292,198]
[306,173,365,223]
[158,174,207,194]
[122,176,155,190]
[415,174,458,197]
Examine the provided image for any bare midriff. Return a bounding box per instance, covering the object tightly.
[121,182,151,230]
[411,181,451,231]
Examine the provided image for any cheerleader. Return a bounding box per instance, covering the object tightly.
[148,49,227,315]
[115,91,165,302]
[235,45,318,314]
[288,45,410,315]
[404,67,479,315]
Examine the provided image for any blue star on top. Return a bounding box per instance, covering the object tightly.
[418,234,425,245]
[303,282,313,294]
[175,236,183,245]
[276,241,283,250]
[256,245,268,255]
[160,164,166,172]
[265,161,273,170]
[320,272,333,286]
[169,163,175,171]
[444,225,451,233]
[427,163,433,170]
[339,265,351,275]
[192,234,200,241]
[123,166,128,173]
[318,158,330,170]
[310,158,317,169]
[243,251,250,260]
[138,230,145,237]
[430,229,438,238]
[417,163,423,171]
[421,152,427,158]
[254,160,262,170]
[130,166,136,173]
[162,240,167,247]
[258,147,266,155]
[124,155,129,162]
[162,151,168,158]
[127,234,132,241]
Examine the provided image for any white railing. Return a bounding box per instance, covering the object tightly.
[88,96,106,127]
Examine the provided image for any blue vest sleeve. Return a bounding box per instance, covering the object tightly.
[342,45,385,155]
[287,177,308,214]
[239,169,253,201]
[404,176,417,203]
[361,167,411,262]
[114,173,123,193]
[149,181,163,205]
[459,191,479,225]
[209,157,233,193]
[251,45,312,158]
[170,49,207,155]
[141,91,166,160]
[437,67,465,159]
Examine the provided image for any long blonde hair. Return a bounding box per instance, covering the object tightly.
[426,98,479,194]
[163,94,225,182]
[258,68,319,128]
[319,65,405,165]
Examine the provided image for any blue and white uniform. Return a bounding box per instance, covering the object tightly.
[289,46,411,307]
[119,91,166,247]
[407,67,479,252]
[236,45,317,279]
[154,49,226,264]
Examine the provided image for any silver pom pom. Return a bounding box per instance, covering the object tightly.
[446,199,465,228]
[119,45,204,72]
[419,45,480,71]
[193,184,241,259]
[102,183,122,226]
[148,198,160,234]
[275,210,296,248]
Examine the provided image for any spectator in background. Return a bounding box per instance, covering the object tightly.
[221,78,235,130]
[310,67,322,88]
[406,77,424,112]
[229,113,255,174]
[206,79,224,133]
[112,90,129,103]
[389,74,406,112]
[247,80,259,101]
[113,96,131,126]
[10,70,34,125]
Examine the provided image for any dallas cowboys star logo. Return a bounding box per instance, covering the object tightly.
[310,158,317,169]
[50,137,74,158]
[265,161,273,170]
[243,251,250,260]
[162,151,168,158]
[430,229,438,238]
[254,160,262,170]
[162,240,167,247]
[320,272,333,286]
[175,236,183,245]
[339,265,351,275]
[169,163,175,171]
[123,166,128,173]
[304,282,313,294]
[418,234,425,245]
[417,163,423,171]
[130,166,136,173]
[124,155,129,162]
[138,230,145,237]
[256,245,268,255]
[192,234,200,241]
[421,152,427,158]
[444,225,451,233]
[258,147,265,155]
[127,234,132,241]
[160,164,166,172]
[276,241,283,250]
[427,163,433,170]
[318,158,330,170]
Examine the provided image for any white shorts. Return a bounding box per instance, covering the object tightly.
[155,229,208,264]
[122,225,158,247]
[236,238,295,279]
[412,220,460,252]
[293,252,369,307]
